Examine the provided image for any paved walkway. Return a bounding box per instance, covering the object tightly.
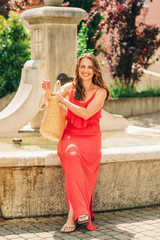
[127,112,160,130]
[0,205,160,240]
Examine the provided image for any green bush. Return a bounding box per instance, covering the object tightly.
[109,81,160,98]
[0,12,30,98]
[77,22,93,58]
[64,0,103,55]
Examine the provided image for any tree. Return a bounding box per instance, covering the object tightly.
[86,0,160,87]
[63,0,103,54]
[0,13,30,98]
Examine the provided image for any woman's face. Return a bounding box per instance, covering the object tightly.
[78,58,94,82]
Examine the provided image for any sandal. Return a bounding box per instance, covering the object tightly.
[77,214,90,224]
[60,224,76,233]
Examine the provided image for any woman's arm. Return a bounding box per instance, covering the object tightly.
[54,88,107,120]
[42,80,72,101]
[42,80,52,102]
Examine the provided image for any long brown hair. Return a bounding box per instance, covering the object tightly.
[74,53,110,101]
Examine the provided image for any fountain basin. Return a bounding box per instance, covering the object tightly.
[0,126,160,218]
[0,126,160,152]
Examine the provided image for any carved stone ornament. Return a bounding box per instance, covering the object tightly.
[33,29,44,56]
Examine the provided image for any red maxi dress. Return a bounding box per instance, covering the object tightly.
[57,88,102,231]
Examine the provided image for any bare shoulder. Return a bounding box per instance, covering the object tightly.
[60,82,73,94]
[61,82,73,91]
[58,81,73,97]
[96,88,107,97]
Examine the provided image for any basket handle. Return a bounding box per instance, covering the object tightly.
[39,80,62,111]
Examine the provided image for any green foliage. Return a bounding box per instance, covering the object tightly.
[87,13,103,54]
[77,22,93,58]
[64,0,103,54]
[0,13,30,98]
[109,81,160,98]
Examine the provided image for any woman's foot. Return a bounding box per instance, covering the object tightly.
[77,214,90,224]
[61,201,76,233]
[61,223,76,233]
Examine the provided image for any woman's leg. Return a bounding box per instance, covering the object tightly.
[66,201,75,225]
[61,201,76,232]
[61,200,89,232]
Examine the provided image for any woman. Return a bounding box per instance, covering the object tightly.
[42,53,110,233]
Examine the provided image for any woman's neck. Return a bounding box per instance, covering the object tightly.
[83,80,94,92]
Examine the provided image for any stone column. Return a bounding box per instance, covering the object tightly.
[21,0,87,128]
[21,0,87,88]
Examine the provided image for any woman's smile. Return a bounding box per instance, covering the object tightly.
[82,73,90,77]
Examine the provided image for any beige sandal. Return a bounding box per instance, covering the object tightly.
[77,214,90,224]
[60,224,76,233]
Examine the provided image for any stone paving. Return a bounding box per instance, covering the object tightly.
[127,112,160,130]
[0,205,160,240]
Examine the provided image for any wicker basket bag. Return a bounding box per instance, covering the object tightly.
[39,81,66,141]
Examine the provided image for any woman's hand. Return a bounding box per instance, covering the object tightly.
[51,92,65,104]
[42,80,51,91]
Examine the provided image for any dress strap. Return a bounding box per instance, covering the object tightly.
[87,87,101,102]
[69,82,74,100]
[69,88,74,101]
[92,87,101,97]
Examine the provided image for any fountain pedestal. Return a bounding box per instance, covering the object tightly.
[21,2,87,88]
[21,1,87,129]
